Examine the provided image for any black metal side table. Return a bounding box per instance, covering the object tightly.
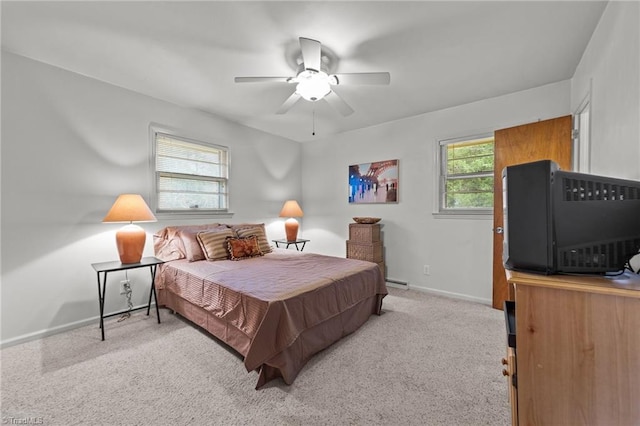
[91,256,164,340]
[272,239,310,251]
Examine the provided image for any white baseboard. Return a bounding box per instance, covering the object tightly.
[0,303,154,349]
[0,316,99,349]
[406,284,492,306]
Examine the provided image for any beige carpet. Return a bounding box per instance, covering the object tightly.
[0,287,510,425]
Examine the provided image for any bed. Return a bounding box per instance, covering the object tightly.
[153,223,387,389]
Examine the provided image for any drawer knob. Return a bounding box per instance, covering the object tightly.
[501,358,508,365]
[502,369,509,377]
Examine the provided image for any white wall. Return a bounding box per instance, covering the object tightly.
[0,52,301,346]
[571,1,640,180]
[301,81,571,303]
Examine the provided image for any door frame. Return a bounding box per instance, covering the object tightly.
[573,89,592,173]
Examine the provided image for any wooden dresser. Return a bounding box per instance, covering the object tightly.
[346,223,384,278]
[504,270,640,426]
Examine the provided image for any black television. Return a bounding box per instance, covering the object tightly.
[502,160,640,275]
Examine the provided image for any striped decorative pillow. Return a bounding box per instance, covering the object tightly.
[234,225,272,254]
[197,228,235,261]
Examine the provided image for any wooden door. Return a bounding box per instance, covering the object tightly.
[492,116,572,309]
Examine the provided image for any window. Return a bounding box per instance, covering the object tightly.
[437,135,494,214]
[152,129,229,214]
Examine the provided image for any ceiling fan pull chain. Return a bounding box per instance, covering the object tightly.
[312,109,316,136]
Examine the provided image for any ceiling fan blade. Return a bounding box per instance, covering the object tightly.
[332,72,391,85]
[324,91,354,116]
[299,37,322,72]
[235,76,292,83]
[276,91,302,114]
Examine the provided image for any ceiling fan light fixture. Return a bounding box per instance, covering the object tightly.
[295,70,332,101]
[234,37,389,115]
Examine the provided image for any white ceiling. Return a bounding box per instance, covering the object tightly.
[1,1,607,142]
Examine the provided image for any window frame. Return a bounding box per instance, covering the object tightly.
[434,133,495,217]
[149,124,232,219]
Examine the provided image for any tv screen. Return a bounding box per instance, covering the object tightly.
[503,160,640,275]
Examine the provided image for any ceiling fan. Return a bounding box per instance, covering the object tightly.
[234,37,390,116]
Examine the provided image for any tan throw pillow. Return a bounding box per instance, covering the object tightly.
[197,228,235,261]
[234,225,272,254]
[227,236,263,261]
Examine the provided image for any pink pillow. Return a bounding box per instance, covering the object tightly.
[177,229,208,262]
[153,224,220,261]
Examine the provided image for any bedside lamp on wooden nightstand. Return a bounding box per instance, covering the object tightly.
[279,200,304,242]
[103,194,157,264]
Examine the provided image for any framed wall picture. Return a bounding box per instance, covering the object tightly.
[348,159,399,204]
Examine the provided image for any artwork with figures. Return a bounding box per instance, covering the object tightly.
[349,159,399,204]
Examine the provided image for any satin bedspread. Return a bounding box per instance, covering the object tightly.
[155,249,387,388]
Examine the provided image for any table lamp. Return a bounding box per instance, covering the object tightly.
[279,200,304,242]
[103,194,157,264]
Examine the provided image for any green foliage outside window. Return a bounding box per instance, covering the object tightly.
[445,177,494,208]
[442,137,495,210]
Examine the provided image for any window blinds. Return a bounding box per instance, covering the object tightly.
[154,132,228,212]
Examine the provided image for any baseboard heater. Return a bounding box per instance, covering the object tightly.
[386,278,408,288]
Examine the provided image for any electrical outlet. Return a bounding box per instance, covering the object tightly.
[120,279,130,295]
[423,265,430,275]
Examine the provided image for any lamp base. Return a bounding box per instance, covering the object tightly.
[115,224,146,264]
[284,218,299,242]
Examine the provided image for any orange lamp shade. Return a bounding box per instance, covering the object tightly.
[103,194,157,264]
[279,200,304,242]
